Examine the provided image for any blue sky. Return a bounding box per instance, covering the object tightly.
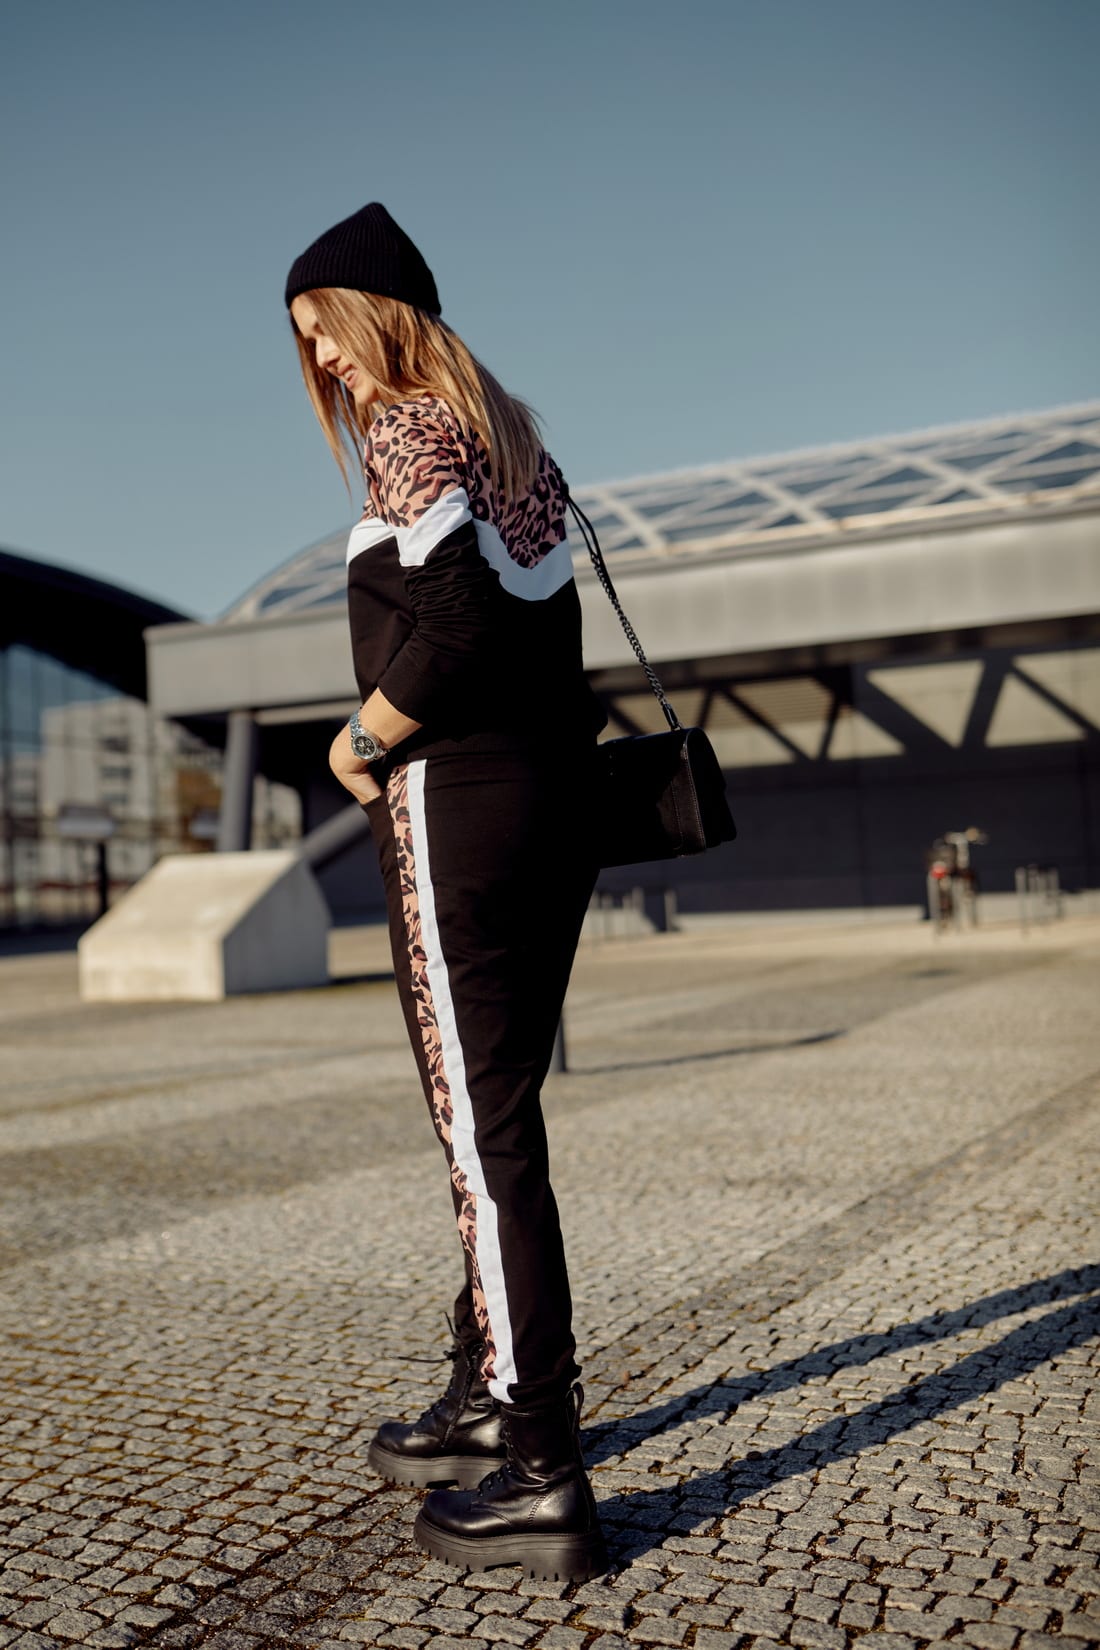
[2,0,1097,619]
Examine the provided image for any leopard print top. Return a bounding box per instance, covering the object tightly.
[366,394,568,570]
[345,393,605,757]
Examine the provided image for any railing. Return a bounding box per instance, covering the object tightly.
[1015,865,1062,934]
[582,885,679,943]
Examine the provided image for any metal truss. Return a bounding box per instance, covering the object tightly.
[601,645,1100,773]
[224,402,1100,624]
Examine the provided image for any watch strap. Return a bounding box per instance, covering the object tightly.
[349,710,389,762]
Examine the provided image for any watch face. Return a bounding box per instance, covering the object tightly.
[350,714,385,763]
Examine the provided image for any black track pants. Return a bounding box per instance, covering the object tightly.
[365,749,599,1408]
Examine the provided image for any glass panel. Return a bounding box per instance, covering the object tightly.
[839,482,926,503]
[569,511,622,533]
[818,494,927,520]
[754,453,865,477]
[782,475,859,495]
[653,497,777,535]
[303,586,348,609]
[632,495,706,519]
[698,490,771,511]
[37,653,72,715]
[7,647,38,740]
[942,451,1016,471]
[997,468,1098,492]
[0,643,178,929]
[950,428,1030,443]
[661,521,735,545]
[857,466,931,488]
[935,489,979,504]
[1018,441,1100,465]
[259,583,315,611]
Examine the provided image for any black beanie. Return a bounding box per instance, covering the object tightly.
[284,202,441,315]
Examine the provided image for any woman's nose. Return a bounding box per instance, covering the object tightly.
[315,336,338,371]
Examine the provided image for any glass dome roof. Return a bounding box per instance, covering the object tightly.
[223,403,1100,624]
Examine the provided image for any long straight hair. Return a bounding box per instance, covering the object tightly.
[291,289,542,503]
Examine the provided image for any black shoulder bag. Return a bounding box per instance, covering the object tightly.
[566,493,737,869]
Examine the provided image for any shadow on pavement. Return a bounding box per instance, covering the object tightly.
[585,1262,1100,1566]
[578,1028,845,1075]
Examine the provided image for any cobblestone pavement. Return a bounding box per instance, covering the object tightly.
[1,913,1098,1650]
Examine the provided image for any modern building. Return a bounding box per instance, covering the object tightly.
[141,402,1100,920]
[0,549,298,930]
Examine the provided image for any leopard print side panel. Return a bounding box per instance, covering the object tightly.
[366,395,568,570]
[384,762,497,1373]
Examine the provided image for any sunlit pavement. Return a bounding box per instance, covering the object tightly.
[1,913,1098,1649]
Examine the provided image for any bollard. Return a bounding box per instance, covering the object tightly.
[548,1015,567,1075]
[1016,865,1035,935]
[95,841,110,919]
[927,871,942,933]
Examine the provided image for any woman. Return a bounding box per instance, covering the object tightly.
[285,201,608,1580]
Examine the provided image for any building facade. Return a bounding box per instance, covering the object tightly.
[136,402,1100,921]
[0,551,299,930]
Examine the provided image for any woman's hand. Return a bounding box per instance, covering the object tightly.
[329,693,422,805]
[329,723,384,804]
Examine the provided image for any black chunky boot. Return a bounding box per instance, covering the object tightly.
[366,1336,505,1489]
[412,1385,608,1580]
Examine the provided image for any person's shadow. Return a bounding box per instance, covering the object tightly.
[581,1263,1099,1564]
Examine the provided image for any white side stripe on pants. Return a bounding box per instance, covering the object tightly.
[406,760,519,1404]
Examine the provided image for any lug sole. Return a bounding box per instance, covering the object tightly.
[413,1508,609,1581]
[366,1440,505,1490]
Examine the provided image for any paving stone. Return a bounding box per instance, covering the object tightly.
[788,1623,846,1650]
[964,1626,1022,1649]
[5,1608,55,1632]
[402,1637,480,1650]
[522,1599,575,1623]
[625,1618,692,1645]
[0,926,1098,1650]
[838,1602,878,1629]
[36,1610,100,1641]
[471,1616,542,1645]
[851,1637,919,1650]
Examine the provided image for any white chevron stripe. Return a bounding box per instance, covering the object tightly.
[394,488,575,601]
[395,489,473,567]
[345,516,397,565]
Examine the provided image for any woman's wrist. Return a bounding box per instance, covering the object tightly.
[329,691,422,803]
[349,709,389,763]
[358,689,422,751]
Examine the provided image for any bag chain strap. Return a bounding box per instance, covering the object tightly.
[565,492,681,733]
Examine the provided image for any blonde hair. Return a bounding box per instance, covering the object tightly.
[291,289,542,503]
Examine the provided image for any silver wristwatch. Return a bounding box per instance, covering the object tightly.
[349,710,389,764]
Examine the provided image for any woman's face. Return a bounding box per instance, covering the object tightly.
[291,293,380,411]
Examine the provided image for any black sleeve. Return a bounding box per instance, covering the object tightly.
[376,522,500,723]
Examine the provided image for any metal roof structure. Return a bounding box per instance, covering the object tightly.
[2,546,188,700]
[224,403,1100,625]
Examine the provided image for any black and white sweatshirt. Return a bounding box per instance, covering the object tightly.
[345,394,606,762]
